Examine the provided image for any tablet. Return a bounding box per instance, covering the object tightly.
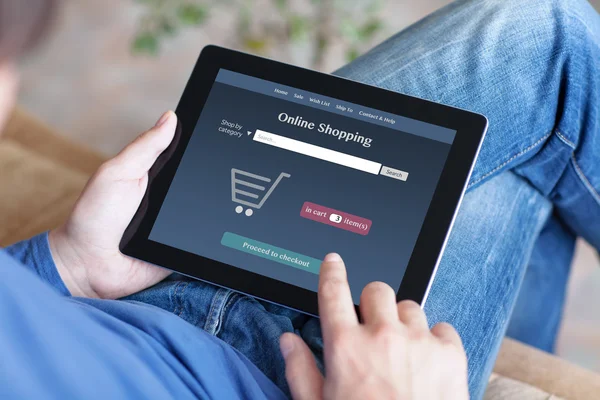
[120,45,487,316]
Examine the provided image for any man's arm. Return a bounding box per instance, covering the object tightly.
[4,111,177,298]
[5,232,70,296]
[46,111,176,299]
[5,111,176,300]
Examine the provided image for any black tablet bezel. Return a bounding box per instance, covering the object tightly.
[120,45,487,316]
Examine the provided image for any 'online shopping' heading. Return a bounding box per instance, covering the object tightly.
[277,112,373,148]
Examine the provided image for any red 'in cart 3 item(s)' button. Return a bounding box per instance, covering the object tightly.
[300,202,372,235]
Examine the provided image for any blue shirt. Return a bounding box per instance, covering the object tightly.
[0,233,286,399]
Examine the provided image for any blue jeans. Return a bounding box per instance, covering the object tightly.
[126,0,600,398]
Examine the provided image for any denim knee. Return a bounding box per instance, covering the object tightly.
[479,0,596,50]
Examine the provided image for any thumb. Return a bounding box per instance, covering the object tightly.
[280,333,323,400]
[111,111,177,180]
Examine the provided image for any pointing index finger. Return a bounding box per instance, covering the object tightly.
[318,253,358,343]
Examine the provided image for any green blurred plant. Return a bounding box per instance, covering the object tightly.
[132,0,385,69]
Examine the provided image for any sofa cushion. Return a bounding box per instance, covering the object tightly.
[485,374,563,400]
[0,109,104,246]
[3,108,105,176]
[0,141,88,245]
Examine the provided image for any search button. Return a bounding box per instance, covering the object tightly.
[380,166,409,182]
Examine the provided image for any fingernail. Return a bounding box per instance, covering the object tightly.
[280,334,295,359]
[155,111,171,127]
[324,253,342,262]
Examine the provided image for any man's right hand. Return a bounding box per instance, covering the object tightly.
[279,253,469,400]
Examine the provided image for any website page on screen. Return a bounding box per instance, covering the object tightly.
[149,69,456,304]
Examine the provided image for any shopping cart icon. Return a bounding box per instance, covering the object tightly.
[231,168,291,216]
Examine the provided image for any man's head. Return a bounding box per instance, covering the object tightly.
[0,0,57,131]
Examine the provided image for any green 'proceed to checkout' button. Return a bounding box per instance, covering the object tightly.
[221,232,322,275]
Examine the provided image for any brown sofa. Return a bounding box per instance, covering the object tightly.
[1,108,599,399]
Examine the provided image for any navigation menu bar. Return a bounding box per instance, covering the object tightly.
[215,69,456,144]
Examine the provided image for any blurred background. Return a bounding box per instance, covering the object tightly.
[17,0,600,372]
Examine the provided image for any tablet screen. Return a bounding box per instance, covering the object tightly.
[149,69,456,304]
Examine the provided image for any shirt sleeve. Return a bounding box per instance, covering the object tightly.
[0,248,285,400]
[4,232,71,296]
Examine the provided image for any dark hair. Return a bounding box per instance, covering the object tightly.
[0,0,58,61]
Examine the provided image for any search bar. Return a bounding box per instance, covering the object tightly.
[253,130,382,175]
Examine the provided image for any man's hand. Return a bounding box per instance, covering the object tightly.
[280,253,469,400]
[48,111,177,299]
